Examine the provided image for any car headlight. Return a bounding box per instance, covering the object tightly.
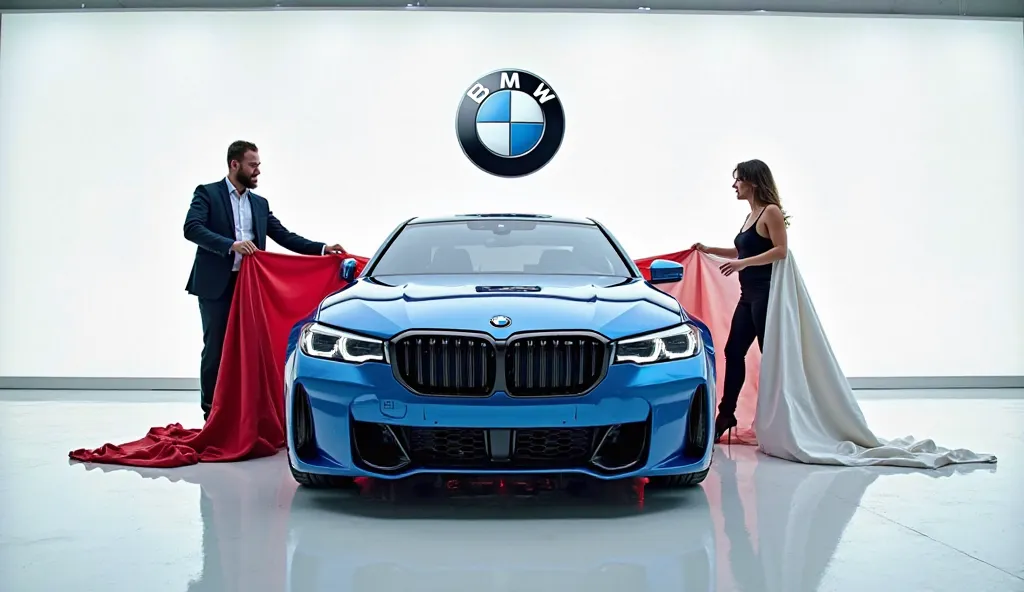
[299,323,386,363]
[614,324,701,364]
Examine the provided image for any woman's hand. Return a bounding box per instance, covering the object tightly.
[719,259,748,276]
[693,243,740,259]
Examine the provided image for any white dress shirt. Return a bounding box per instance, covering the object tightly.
[226,178,255,271]
[225,177,328,270]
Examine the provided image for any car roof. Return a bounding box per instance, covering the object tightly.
[408,213,597,226]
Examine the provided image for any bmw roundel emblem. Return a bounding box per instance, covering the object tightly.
[490,315,512,328]
[456,69,565,178]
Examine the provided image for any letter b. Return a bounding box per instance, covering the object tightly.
[467,83,489,104]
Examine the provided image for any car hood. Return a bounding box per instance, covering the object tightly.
[316,274,687,341]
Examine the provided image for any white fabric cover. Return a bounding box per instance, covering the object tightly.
[753,252,997,468]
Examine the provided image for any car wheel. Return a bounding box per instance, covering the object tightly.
[648,467,710,488]
[647,447,713,488]
[287,454,358,489]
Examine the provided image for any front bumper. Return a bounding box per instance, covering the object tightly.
[284,348,715,480]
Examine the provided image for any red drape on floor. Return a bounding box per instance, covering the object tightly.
[69,249,757,468]
[68,252,368,467]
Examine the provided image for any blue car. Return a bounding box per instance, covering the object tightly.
[283,214,716,489]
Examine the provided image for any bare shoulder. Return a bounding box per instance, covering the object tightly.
[762,204,784,219]
[756,204,784,226]
[759,204,788,240]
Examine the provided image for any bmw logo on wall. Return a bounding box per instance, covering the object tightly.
[456,69,565,178]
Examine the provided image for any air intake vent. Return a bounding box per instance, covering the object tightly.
[683,384,710,459]
[291,384,318,461]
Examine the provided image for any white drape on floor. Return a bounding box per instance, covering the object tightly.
[753,252,997,468]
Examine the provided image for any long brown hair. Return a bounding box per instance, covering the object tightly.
[734,159,790,227]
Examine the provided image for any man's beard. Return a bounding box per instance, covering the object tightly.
[239,174,258,189]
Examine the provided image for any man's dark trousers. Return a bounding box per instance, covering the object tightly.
[197,272,237,419]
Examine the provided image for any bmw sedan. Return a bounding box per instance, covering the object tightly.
[283,214,715,489]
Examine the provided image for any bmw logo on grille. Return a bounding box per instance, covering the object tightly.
[489,315,512,328]
[456,69,565,178]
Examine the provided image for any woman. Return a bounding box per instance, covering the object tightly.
[688,162,994,469]
[692,159,789,443]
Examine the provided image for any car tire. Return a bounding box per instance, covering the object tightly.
[648,467,710,488]
[288,456,358,489]
[647,447,713,488]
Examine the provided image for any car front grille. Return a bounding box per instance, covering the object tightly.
[504,334,607,397]
[513,427,593,464]
[404,427,490,467]
[391,333,497,397]
[401,426,599,470]
[349,420,651,474]
[390,331,608,397]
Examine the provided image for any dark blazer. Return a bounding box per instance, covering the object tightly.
[184,179,325,299]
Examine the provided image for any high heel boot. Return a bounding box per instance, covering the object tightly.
[714,414,737,445]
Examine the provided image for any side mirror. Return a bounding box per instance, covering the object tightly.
[340,258,358,283]
[649,259,683,284]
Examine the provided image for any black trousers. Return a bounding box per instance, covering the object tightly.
[197,272,238,418]
[719,286,769,419]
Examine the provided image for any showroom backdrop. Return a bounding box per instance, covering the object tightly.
[0,9,1021,385]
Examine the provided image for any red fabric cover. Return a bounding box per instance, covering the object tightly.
[635,249,758,446]
[68,251,368,467]
[69,249,756,468]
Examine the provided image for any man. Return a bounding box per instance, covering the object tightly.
[184,140,344,420]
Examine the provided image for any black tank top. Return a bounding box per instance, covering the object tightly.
[733,207,774,291]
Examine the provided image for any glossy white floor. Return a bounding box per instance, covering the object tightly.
[0,389,1021,592]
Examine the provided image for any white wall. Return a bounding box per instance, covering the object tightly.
[0,10,1021,379]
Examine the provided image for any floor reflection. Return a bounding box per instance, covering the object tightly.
[706,445,995,591]
[289,476,715,591]
[74,446,995,592]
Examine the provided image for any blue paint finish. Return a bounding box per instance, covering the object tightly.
[317,274,687,341]
[285,214,715,483]
[285,308,318,361]
[649,259,684,284]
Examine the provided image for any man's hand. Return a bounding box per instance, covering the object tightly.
[324,244,346,255]
[231,240,258,255]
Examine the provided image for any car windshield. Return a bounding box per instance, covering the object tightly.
[370,219,633,276]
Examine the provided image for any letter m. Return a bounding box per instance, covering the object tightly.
[500,72,521,89]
